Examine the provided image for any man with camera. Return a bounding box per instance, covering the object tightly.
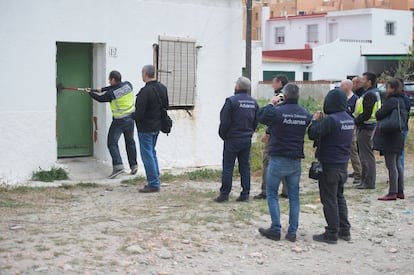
[257,84,311,242]
[254,75,289,200]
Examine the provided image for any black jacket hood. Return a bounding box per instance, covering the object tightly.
[323,88,347,114]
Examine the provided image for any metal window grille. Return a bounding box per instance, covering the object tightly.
[157,36,197,108]
[274,27,285,44]
[307,24,319,42]
[385,21,395,35]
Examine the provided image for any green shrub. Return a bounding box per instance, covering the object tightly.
[31,167,68,182]
[299,97,322,114]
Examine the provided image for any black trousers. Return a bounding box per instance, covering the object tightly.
[318,167,351,238]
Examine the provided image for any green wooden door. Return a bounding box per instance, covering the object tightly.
[56,42,93,157]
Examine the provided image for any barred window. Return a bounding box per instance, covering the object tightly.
[275,27,285,44]
[385,21,396,35]
[156,36,197,108]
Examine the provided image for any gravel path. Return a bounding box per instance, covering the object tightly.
[1,161,413,274]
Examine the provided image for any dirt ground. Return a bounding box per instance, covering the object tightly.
[1,160,414,275]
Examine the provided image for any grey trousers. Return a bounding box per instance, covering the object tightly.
[350,129,362,178]
[383,151,404,194]
[356,128,376,188]
[261,142,287,196]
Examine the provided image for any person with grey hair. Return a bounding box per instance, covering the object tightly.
[215,77,259,202]
[340,79,361,184]
[257,83,311,242]
[133,65,169,193]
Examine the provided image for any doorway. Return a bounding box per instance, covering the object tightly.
[56,42,93,157]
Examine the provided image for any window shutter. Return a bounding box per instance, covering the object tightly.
[158,36,197,107]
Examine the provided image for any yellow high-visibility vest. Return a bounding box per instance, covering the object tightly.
[354,89,381,124]
[110,83,135,118]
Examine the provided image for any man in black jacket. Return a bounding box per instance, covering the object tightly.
[134,65,169,193]
[308,88,354,244]
[86,71,138,179]
[354,72,381,190]
[215,77,259,202]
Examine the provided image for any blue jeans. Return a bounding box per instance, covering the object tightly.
[107,116,137,170]
[138,131,160,188]
[266,156,301,234]
[220,138,252,198]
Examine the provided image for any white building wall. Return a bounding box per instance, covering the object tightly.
[364,9,412,54]
[0,0,242,184]
[258,9,412,85]
[264,16,327,51]
[325,13,372,42]
[312,40,366,80]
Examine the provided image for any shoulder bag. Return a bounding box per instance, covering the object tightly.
[152,86,173,135]
[378,100,407,133]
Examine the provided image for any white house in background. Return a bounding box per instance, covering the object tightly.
[0,0,242,184]
[255,8,412,84]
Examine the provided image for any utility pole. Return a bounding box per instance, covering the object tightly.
[246,0,252,94]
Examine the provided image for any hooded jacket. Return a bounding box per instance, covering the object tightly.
[308,88,354,168]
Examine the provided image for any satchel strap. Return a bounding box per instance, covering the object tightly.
[149,84,167,112]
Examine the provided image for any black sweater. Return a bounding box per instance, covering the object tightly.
[133,81,169,132]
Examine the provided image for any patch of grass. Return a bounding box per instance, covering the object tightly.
[185,169,222,181]
[0,200,29,208]
[160,172,182,182]
[3,186,48,193]
[121,176,146,185]
[300,190,321,205]
[251,140,265,175]
[299,97,323,114]
[60,182,99,189]
[32,167,68,182]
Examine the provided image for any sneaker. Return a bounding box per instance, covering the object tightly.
[214,195,229,203]
[258,228,281,241]
[313,233,337,244]
[236,196,249,202]
[253,193,266,200]
[378,194,397,201]
[352,178,361,184]
[338,233,351,241]
[130,167,138,175]
[108,169,124,179]
[138,186,160,193]
[285,233,297,242]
